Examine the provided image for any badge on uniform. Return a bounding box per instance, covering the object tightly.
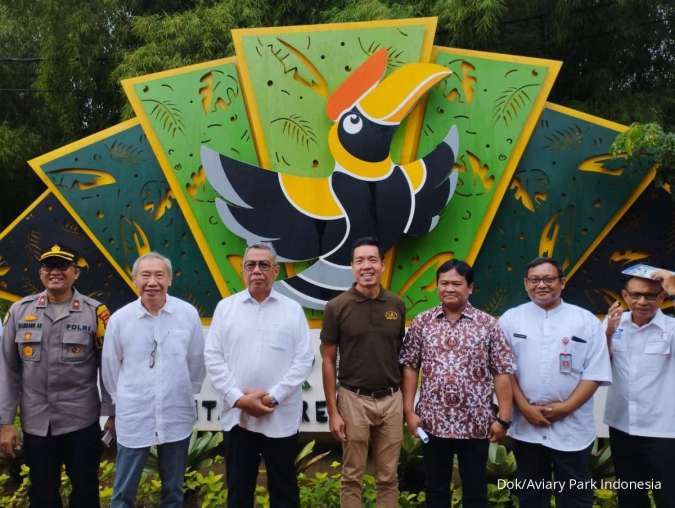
[384,310,399,320]
[559,353,572,373]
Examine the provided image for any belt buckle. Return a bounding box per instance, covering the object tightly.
[373,387,392,399]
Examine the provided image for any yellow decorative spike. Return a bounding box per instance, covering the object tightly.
[48,168,117,190]
[509,177,535,212]
[539,212,561,258]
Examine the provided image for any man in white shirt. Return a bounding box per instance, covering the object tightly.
[605,275,674,508]
[205,243,313,508]
[498,257,611,508]
[102,252,205,508]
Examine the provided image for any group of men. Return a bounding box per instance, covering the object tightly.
[0,239,673,508]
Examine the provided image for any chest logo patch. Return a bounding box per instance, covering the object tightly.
[22,346,33,357]
[384,310,399,320]
[23,314,38,322]
[23,332,32,341]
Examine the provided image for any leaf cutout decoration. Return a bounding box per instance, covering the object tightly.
[543,124,587,151]
[268,38,329,98]
[482,286,508,316]
[142,99,185,137]
[106,139,144,164]
[199,72,214,114]
[358,38,406,68]
[28,230,41,260]
[271,114,318,148]
[494,84,538,126]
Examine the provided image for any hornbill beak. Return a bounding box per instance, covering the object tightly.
[326,48,451,125]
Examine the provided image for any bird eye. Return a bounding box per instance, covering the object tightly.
[342,114,363,135]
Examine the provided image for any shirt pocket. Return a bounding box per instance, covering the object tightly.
[62,331,92,363]
[165,329,191,356]
[570,340,588,374]
[16,330,42,362]
[262,323,293,351]
[642,337,671,373]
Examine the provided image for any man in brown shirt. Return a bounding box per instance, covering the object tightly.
[321,237,406,508]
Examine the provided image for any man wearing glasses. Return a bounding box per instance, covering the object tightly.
[498,257,611,508]
[205,243,313,507]
[0,244,112,507]
[604,274,674,508]
[102,252,205,508]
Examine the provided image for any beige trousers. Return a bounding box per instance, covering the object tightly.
[337,386,403,508]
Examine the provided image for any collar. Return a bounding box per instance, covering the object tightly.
[135,295,173,318]
[433,302,476,320]
[36,289,83,312]
[241,288,278,304]
[527,298,565,317]
[350,284,386,302]
[624,308,668,331]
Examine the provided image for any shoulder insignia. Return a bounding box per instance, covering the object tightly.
[95,304,110,349]
[2,311,9,326]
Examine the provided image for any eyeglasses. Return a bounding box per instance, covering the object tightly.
[526,276,560,286]
[40,263,73,272]
[625,291,662,302]
[149,339,158,368]
[243,260,275,272]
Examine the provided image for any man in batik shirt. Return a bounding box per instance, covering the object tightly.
[400,259,514,508]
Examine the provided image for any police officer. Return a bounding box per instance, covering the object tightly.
[0,244,113,508]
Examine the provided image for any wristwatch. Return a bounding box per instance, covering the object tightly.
[495,417,511,429]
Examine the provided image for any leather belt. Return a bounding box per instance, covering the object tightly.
[341,383,399,399]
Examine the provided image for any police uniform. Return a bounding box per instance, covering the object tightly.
[0,245,111,508]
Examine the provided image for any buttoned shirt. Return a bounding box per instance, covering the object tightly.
[400,303,515,438]
[604,310,675,438]
[205,289,313,438]
[0,289,112,436]
[498,300,612,451]
[102,296,205,448]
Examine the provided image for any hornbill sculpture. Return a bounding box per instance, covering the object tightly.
[201,49,459,309]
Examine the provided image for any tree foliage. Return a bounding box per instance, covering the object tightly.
[1,0,673,228]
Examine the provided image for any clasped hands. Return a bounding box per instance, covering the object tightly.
[521,400,570,427]
[235,388,277,417]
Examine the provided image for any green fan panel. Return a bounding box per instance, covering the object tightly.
[237,23,431,176]
[129,62,259,296]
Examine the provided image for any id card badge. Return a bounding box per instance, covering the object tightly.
[559,353,572,373]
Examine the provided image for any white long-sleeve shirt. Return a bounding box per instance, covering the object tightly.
[604,310,675,438]
[205,289,313,438]
[102,296,205,448]
[499,300,612,451]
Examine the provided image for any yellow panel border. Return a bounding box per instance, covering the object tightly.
[543,101,658,282]
[232,17,439,172]
[430,46,563,265]
[28,120,140,298]
[121,57,238,298]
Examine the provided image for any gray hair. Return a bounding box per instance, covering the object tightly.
[131,252,173,280]
[243,242,277,262]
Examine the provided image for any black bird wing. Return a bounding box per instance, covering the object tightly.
[402,127,459,235]
[201,146,347,262]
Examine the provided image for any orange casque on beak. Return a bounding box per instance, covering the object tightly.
[326,48,451,124]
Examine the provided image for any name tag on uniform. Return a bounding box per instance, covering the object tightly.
[559,353,572,373]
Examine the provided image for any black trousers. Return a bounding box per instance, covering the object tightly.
[422,434,489,508]
[224,425,299,508]
[609,427,675,508]
[511,439,593,508]
[22,421,102,508]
